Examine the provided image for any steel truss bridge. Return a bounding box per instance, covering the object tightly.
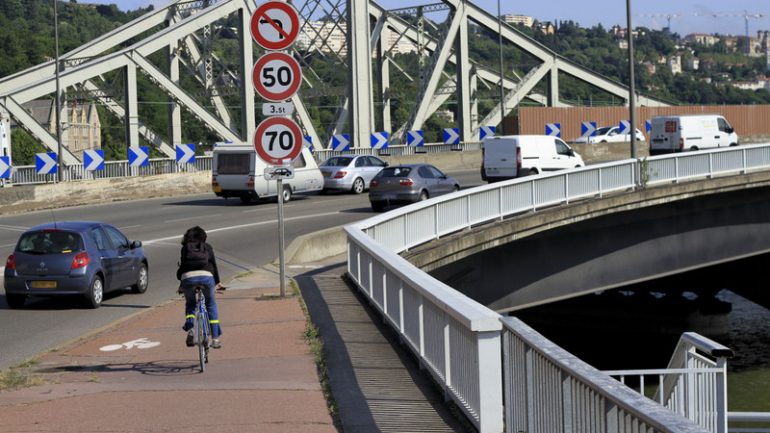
[0,0,670,165]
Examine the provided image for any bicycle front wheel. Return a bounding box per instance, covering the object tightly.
[196,311,206,373]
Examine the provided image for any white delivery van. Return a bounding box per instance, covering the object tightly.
[212,142,323,203]
[649,115,738,155]
[481,135,584,182]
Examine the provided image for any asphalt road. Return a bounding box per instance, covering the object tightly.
[0,169,482,371]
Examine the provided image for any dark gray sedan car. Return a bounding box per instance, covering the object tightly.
[368,164,460,212]
[4,221,148,309]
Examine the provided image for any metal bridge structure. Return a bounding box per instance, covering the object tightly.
[0,0,669,165]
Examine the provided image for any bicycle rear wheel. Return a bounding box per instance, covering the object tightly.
[196,310,206,373]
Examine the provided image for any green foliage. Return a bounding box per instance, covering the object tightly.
[11,130,47,165]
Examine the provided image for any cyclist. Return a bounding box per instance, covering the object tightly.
[177,226,223,349]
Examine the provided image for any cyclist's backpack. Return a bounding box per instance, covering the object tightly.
[184,240,210,268]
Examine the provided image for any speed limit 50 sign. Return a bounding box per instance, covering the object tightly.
[253,52,302,102]
[254,117,303,165]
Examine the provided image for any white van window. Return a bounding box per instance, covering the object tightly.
[554,139,571,156]
[717,118,733,133]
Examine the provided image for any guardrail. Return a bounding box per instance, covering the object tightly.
[7,156,213,185]
[503,317,711,433]
[604,333,732,433]
[727,412,770,433]
[345,143,770,433]
[313,141,482,162]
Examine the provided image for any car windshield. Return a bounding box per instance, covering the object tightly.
[379,167,412,177]
[323,157,353,167]
[17,230,84,254]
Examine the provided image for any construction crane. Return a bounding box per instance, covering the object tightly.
[635,13,682,32]
[696,10,765,55]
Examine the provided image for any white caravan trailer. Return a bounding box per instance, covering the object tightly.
[211,142,323,203]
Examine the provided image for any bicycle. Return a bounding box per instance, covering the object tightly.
[191,284,212,373]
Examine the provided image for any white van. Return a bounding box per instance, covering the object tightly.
[481,135,584,182]
[212,142,323,203]
[649,115,738,155]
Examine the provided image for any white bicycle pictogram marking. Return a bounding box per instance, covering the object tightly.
[99,338,161,352]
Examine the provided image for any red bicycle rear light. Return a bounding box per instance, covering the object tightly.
[71,252,90,270]
[5,254,15,270]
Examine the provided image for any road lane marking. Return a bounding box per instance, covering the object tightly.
[0,243,17,248]
[119,225,142,230]
[164,214,222,224]
[0,224,28,232]
[143,211,342,245]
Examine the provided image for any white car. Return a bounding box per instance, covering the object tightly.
[574,126,645,144]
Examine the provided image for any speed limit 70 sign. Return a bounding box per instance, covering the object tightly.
[253,52,302,102]
[254,117,303,165]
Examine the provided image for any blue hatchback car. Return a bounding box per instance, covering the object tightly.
[4,221,149,309]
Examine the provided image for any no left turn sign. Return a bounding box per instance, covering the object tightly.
[253,52,302,102]
[250,1,300,51]
[253,117,303,165]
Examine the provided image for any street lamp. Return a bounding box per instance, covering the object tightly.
[54,0,63,182]
[626,0,637,159]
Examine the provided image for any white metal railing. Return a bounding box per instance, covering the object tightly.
[503,317,711,433]
[313,141,482,162]
[345,143,770,433]
[8,156,212,185]
[345,225,504,433]
[727,412,770,433]
[604,333,732,433]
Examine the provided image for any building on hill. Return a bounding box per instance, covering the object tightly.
[20,100,101,160]
[684,33,720,46]
[668,55,682,75]
[501,14,533,28]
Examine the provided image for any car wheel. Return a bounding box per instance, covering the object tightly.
[84,275,104,309]
[318,188,328,195]
[371,201,385,212]
[690,146,699,151]
[528,168,539,176]
[729,143,738,147]
[281,185,292,203]
[351,178,365,194]
[453,185,460,192]
[418,190,429,201]
[5,293,26,309]
[132,263,148,294]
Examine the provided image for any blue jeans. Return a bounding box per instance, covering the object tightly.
[181,275,222,338]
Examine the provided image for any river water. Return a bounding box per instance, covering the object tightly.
[513,288,770,412]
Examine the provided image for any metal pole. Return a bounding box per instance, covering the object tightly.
[277,177,286,298]
[498,0,506,130]
[626,0,637,159]
[54,0,63,182]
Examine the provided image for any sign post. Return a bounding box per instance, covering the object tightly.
[251,1,301,298]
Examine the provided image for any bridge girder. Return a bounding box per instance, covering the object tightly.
[0,0,671,159]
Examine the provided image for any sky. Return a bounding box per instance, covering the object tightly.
[91,0,770,37]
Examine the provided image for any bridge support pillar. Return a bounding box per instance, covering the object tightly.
[238,6,255,141]
[378,24,392,134]
[124,62,139,149]
[455,2,472,142]
[167,42,181,150]
[548,64,559,107]
[347,0,374,147]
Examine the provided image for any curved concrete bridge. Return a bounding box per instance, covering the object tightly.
[404,170,770,312]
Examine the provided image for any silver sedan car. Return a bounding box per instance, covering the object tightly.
[319,155,388,194]
[368,164,460,212]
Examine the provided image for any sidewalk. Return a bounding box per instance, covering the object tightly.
[0,267,336,433]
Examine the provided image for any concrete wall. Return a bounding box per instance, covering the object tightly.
[0,172,211,215]
[403,171,770,312]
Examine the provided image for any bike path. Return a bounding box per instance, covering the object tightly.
[0,275,336,433]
